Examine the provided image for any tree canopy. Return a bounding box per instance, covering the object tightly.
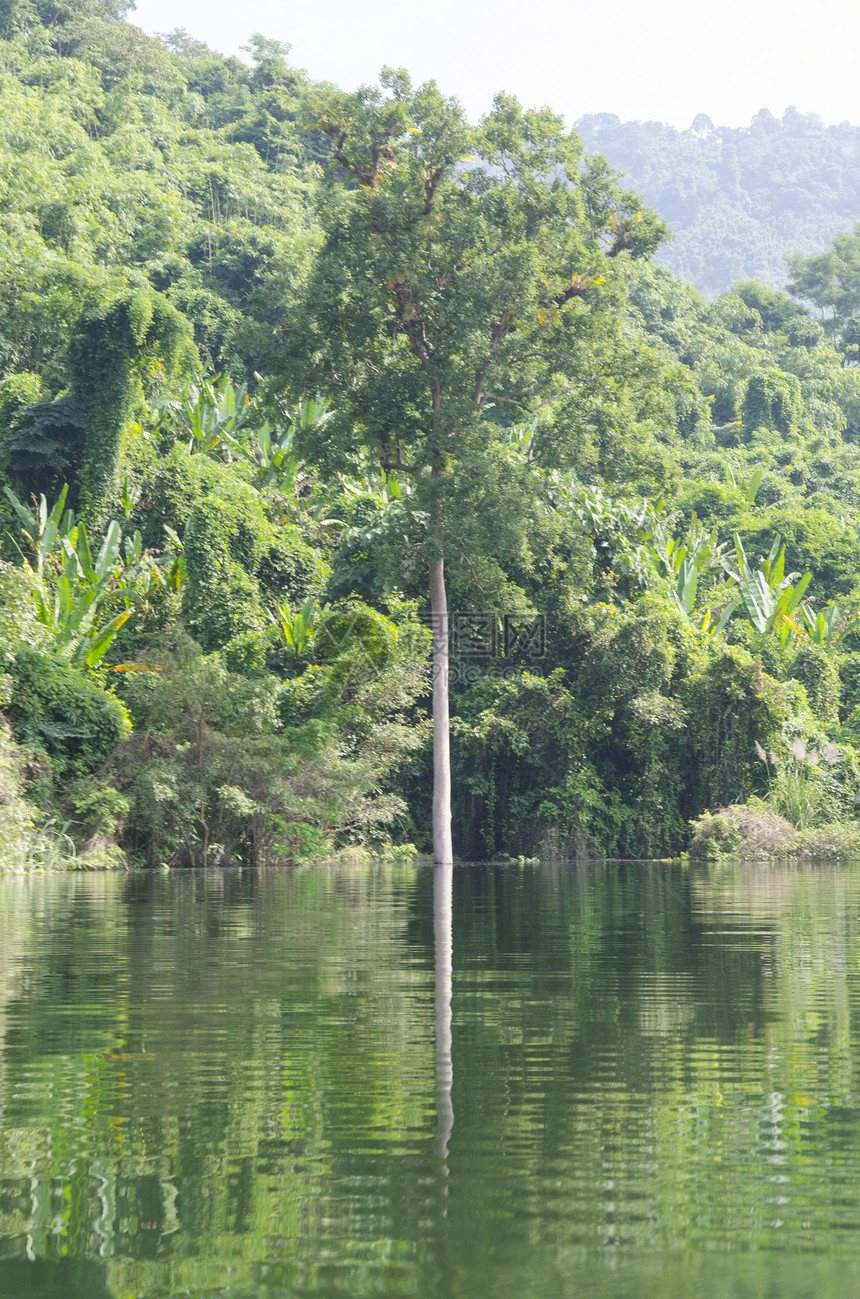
[292,71,666,860]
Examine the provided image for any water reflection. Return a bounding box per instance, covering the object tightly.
[3,863,860,1298]
[433,862,454,1169]
[0,1256,113,1297]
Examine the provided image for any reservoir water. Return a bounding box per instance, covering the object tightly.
[2,860,860,1297]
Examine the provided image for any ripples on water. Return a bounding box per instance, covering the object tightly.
[2,862,860,1297]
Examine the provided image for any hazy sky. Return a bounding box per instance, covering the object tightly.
[130,0,860,130]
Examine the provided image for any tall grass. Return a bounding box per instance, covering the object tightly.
[756,737,846,829]
[0,814,77,874]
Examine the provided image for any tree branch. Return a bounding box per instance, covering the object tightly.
[553,273,591,306]
[379,437,418,475]
[318,119,397,188]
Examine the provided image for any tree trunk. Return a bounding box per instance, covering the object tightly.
[429,557,454,865]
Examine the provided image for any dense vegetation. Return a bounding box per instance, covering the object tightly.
[576,110,860,296]
[3,0,860,866]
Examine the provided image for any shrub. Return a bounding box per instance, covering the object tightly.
[793,823,860,859]
[5,649,131,781]
[690,802,860,862]
[314,599,399,689]
[257,526,330,605]
[0,371,44,486]
[113,618,429,867]
[678,641,793,814]
[0,720,40,867]
[755,733,860,828]
[178,471,329,653]
[689,800,797,859]
[440,595,810,861]
[133,443,205,550]
[0,562,47,680]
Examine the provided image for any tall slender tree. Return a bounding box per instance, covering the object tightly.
[294,69,665,863]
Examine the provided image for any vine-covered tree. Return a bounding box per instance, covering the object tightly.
[294,69,666,863]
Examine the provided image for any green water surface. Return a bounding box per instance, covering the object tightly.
[2,861,860,1298]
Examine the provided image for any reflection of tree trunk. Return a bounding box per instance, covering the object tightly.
[434,861,454,1171]
[430,558,453,866]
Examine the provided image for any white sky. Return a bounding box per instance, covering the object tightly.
[129,0,860,131]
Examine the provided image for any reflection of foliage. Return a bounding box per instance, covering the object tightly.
[5,863,860,1292]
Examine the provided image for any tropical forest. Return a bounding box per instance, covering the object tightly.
[4,0,860,872]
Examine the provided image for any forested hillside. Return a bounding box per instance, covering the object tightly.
[3,0,860,867]
[576,110,860,296]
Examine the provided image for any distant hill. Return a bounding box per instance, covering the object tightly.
[576,109,860,297]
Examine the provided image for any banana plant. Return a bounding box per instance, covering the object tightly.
[698,598,741,639]
[162,524,186,592]
[156,377,332,497]
[569,483,663,588]
[646,513,721,616]
[724,463,764,504]
[501,418,538,462]
[4,483,77,579]
[271,597,319,658]
[4,485,178,669]
[234,395,332,492]
[243,420,299,490]
[338,448,411,505]
[49,519,135,666]
[729,534,811,642]
[801,601,859,646]
[151,373,251,456]
[182,373,250,455]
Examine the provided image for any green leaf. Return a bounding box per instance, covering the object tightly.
[83,610,132,668]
